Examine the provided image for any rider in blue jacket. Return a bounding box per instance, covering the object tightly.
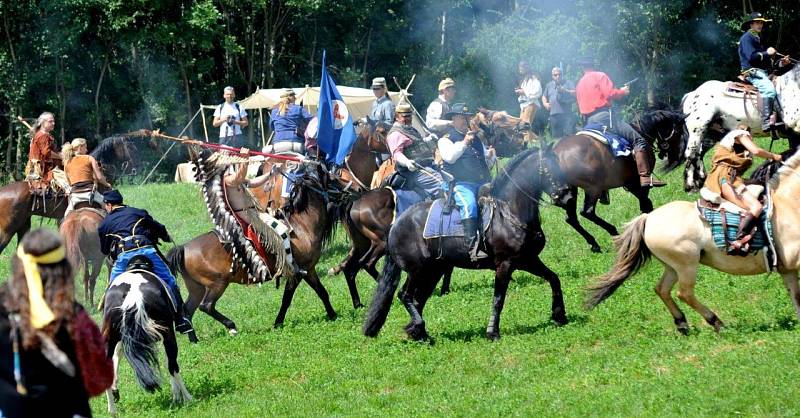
[97,190,193,334]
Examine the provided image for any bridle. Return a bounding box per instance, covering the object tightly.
[498,150,564,207]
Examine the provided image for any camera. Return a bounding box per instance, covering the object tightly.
[226,115,236,124]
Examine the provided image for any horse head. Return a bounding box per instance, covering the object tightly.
[632,109,688,173]
[475,110,528,157]
[537,142,573,206]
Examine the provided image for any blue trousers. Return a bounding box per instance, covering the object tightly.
[446,181,480,220]
[110,246,181,304]
[746,69,777,99]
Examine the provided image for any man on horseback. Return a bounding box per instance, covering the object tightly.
[576,57,665,188]
[426,78,456,135]
[438,103,496,261]
[97,190,194,335]
[388,102,442,210]
[738,12,791,132]
[62,137,112,215]
[26,112,61,186]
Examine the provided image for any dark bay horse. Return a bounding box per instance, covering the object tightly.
[102,260,193,415]
[363,145,573,341]
[0,134,139,255]
[166,160,341,333]
[552,109,687,252]
[59,207,106,306]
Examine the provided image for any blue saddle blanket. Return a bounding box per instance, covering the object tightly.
[582,123,632,157]
[698,206,773,252]
[423,198,465,238]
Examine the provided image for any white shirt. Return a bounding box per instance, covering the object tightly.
[213,102,248,138]
[518,76,542,109]
[437,133,496,168]
[425,95,453,131]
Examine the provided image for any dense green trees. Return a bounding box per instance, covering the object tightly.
[1,0,797,180]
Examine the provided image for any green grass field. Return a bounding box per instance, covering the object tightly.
[2,138,798,417]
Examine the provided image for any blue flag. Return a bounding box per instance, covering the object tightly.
[316,51,357,165]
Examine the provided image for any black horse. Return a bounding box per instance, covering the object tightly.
[363,145,572,341]
[101,258,196,414]
[90,134,142,184]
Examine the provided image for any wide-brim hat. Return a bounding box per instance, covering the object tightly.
[438,77,456,91]
[742,12,772,30]
[371,77,387,88]
[280,88,296,98]
[443,103,473,120]
[395,102,413,114]
[103,189,123,205]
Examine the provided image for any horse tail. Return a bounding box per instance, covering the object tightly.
[165,245,185,277]
[119,288,163,392]
[585,213,651,309]
[363,254,402,337]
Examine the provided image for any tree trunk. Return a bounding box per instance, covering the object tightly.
[56,55,66,145]
[441,10,447,54]
[362,24,372,88]
[95,54,109,140]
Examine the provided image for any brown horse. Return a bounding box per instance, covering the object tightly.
[166,159,343,334]
[552,109,687,252]
[0,135,139,255]
[59,207,107,306]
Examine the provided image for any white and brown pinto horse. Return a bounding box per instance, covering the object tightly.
[682,65,800,192]
[586,146,800,334]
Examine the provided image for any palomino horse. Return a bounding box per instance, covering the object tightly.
[0,134,139,255]
[682,65,800,192]
[552,109,688,252]
[102,258,194,415]
[59,208,106,306]
[166,160,342,333]
[585,147,800,334]
[363,145,573,341]
[329,110,534,301]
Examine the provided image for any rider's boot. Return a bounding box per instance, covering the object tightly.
[463,218,488,261]
[761,97,775,132]
[728,212,758,256]
[634,148,666,188]
[171,287,194,334]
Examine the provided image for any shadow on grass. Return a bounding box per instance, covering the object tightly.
[442,271,550,295]
[152,373,236,410]
[437,313,589,342]
[727,315,798,333]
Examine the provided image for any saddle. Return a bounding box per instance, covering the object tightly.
[422,197,491,240]
[125,255,178,314]
[576,124,633,157]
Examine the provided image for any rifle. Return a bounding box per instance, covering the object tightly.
[623,77,639,87]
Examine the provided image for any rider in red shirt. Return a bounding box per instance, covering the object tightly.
[576,58,665,188]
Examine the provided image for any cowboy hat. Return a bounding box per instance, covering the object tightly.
[742,12,772,30]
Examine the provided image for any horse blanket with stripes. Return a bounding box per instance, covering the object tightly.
[577,124,633,157]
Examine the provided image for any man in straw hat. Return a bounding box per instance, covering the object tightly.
[425,77,457,134]
[369,77,395,126]
[438,103,496,260]
[738,12,791,132]
[387,102,442,212]
[576,56,665,188]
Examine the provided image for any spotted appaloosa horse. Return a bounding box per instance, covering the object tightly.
[682,65,800,192]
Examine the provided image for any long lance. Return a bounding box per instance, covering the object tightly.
[150,130,306,163]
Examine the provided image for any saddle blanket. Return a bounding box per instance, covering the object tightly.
[423,198,465,239]
[698,206,773,253]
[422,198,493,240]
[578,124,632,157]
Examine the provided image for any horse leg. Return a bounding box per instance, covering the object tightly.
[631,187,654,213]
[675,266,724,332]
[580,193,619,236]
[344,265,364,309]
[780,272,800,321]
[162,328,192,404]
[439,266,453,296]
[106,340,121,414]
[181,275,205,321]
[305,269,337,320]
[654,265,690,334]
[523,257,567,326]
[563,188,602,252]
[486,261,513,340]
[199,282,237,335]
[398,271,429,341]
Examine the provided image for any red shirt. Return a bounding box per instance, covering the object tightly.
[29,130,57,181]
[575,71,627,115]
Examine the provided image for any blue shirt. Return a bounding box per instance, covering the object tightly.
[270,105,313,142]
[370,96,395,125]
[543,79,576,115]
[98,206,170,258]
[738,30,770,71]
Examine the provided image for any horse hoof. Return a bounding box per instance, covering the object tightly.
[553,315,569,326]
[327,267,338,276]
[112,389,120,402]
[228,328,238,336]
[326,313,338,321]
[353,303,365,310]
[439,289,450,297]
[187,332,199,344]
[486,331,501,341]
[590,245,602,253]
[676,323,690,335]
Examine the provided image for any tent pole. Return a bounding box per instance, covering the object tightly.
[138,107,201,186]
[260,107,265,149]
[201,106,209,142]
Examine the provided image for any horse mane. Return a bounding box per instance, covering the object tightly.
[90,136,124,163]
[285,165,337,249]
[489,147,540,197]
[768,146,800,189]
